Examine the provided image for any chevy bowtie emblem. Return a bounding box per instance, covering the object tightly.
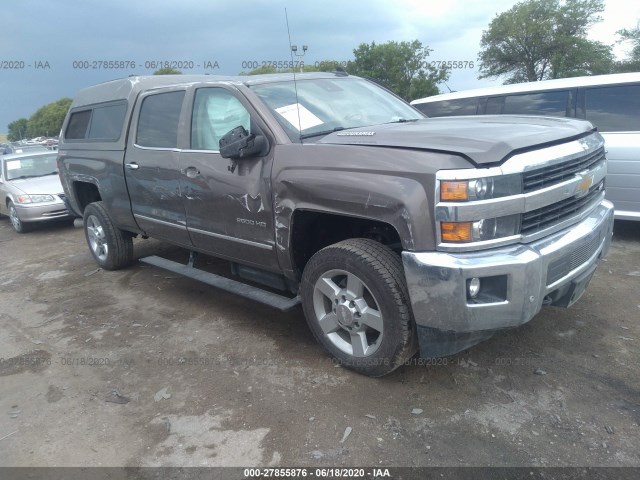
[575,171,594,197]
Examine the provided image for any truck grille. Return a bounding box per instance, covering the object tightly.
[522,180,604,234]
[522,147,605,193]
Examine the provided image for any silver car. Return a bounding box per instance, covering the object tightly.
[0,151,71,233]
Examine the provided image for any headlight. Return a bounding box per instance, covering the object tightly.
[470,178,493,200]
[440,174,521,201]
[438,173,523,244]
[16,194,55,204]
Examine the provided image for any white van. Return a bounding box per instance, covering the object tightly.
[411,73,640,221]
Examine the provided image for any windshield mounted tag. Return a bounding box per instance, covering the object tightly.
[275,103,323,131]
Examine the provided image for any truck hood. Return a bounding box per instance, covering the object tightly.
[316,116,596,166]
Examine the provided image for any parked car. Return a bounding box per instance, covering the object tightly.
[0,150,71,233]
[411,72,640,221]
[11,145,49,154]
[1,143,14,155]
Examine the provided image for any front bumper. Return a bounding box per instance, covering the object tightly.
[15,202,71,223]
[402,200,614,356]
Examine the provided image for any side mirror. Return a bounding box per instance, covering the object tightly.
[219,126,266,159]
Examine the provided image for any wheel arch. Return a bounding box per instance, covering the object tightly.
[72,181,102,215]
[289,210,403,280]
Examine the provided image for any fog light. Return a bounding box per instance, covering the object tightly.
[468,277,481,298]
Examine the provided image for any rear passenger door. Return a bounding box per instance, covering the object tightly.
[125,88,193,246]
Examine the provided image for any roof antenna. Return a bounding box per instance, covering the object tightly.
[443,82,454,93]
[285,8,303,142]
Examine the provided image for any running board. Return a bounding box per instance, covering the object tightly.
[139,255,301,312]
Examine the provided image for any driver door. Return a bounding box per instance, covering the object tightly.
[179,86,278,270]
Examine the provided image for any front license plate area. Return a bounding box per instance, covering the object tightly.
[550,263,597,308]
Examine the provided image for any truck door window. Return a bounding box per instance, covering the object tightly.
[415,98,478,117]
[585,84,640,132]
[136,91,185,149]
[485,96,505,114]
[191,89,251,151]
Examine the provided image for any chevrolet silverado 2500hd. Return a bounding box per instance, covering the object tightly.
[57,73,614,376]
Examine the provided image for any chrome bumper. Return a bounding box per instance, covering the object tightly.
[402,200,614,334]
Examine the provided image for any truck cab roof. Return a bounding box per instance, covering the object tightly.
[69,72,352,108]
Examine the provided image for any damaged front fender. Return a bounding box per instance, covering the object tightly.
[271,144,470,275]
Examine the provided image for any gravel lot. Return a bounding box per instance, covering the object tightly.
[0,216,638,467]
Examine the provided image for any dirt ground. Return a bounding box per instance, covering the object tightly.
[0,216,638,468]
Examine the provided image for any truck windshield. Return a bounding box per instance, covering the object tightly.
[251,77,423,141]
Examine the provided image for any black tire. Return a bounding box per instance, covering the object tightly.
[301,238,417,377]
[8,201,32,233]
[83,201,133,270]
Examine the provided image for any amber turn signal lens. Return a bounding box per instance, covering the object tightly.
[441,222,472,242]
[440,181,468,201]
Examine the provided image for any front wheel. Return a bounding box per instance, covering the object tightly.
[301,238,417,377]
[83,201,133,270]
[8,201,31,233]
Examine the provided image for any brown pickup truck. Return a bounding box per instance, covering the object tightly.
[57,72,614,376]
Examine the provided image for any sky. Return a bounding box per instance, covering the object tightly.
[0,0,638,135]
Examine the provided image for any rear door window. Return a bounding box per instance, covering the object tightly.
[585,84,640,132]
[136,91,185,148]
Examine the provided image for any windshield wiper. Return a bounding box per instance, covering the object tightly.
[12,172,58,179]
[299,126,345,140]
[12,175,39,180]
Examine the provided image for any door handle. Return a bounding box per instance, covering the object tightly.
[125,162,139,170]
[182,166,200,178]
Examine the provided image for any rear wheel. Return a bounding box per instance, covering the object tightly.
[83,201,133,270]
[301,238,417,377]
[8,201,31,233]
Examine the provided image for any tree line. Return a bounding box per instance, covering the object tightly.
[478,0,639,83]
[7,98,72,142]
[7,0,640,142]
